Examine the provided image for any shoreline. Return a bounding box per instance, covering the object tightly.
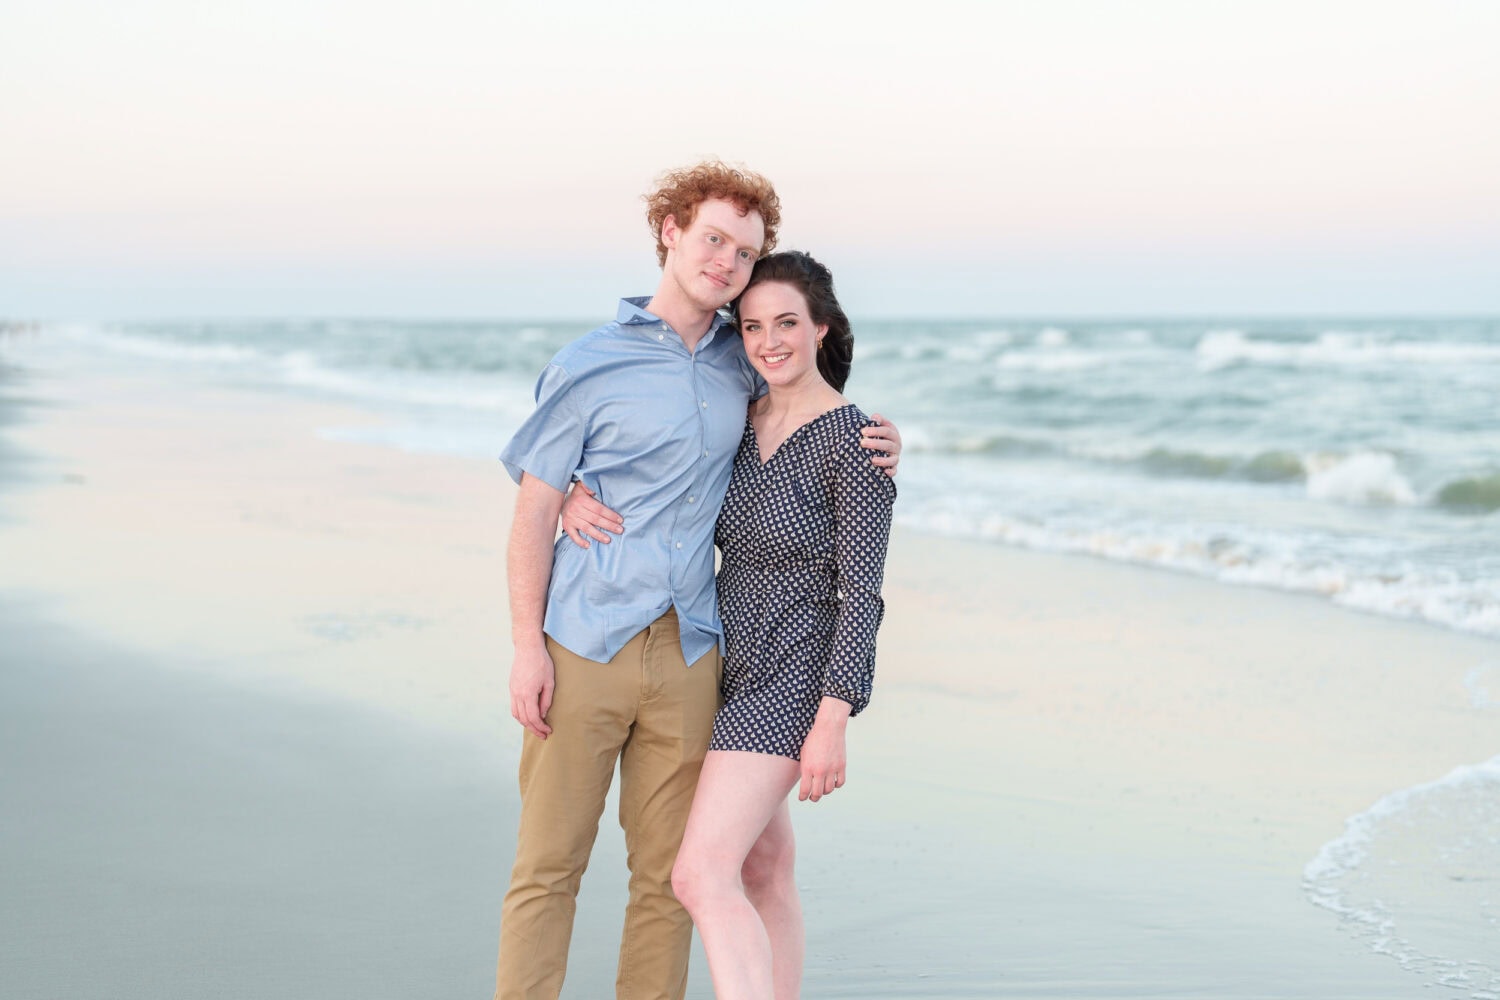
[1,356,1497,997]
[18,318,1500,644]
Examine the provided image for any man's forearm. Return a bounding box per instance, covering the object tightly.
[508,475,566,650]
[508,532,551,649]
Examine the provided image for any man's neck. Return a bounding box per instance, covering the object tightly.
[643,285,717,353]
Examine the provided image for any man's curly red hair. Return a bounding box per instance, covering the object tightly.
[644,161,781,268]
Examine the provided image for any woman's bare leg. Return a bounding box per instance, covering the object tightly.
[672,750,799,1000]
[742,799,803,999]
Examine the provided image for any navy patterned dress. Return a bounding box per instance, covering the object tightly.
[710,404,896,760]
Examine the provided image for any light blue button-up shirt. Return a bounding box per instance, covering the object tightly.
[501,297,763,665]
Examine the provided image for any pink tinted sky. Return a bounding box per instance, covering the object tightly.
[3,0,1498,318]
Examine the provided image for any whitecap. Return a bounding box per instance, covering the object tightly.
[1196,328,1500,371]
[1194,329,1283,371]
[57,325,263,365]
[1304,452,1417,506]
[277,353,529,413]
[995,350,1108,372]
[943,343,992,364]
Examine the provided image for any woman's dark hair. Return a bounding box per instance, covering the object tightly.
[734,251,853,391]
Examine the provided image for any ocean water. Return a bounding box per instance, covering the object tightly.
[7,315,1497,639]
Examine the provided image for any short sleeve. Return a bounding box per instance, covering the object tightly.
[748,367,768,401]
[499,363,586,491]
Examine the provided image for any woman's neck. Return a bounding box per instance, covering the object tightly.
[756,377,845,422]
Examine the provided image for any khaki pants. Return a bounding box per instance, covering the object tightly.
[495,608,722,1000]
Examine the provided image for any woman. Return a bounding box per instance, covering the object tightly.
[678,251,894,998]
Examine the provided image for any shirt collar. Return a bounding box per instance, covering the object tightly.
[616,297,736,346]
[617,296,661,326]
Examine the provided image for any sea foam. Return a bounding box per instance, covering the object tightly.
[1304,756,1500,994]
[58,325,264,365]
[1304,452,1418,506]
[896,499,1500,638]
[1197,329,1500,372]
[994,350,1110,372]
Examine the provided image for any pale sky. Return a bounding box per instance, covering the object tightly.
[3,0,1498,319]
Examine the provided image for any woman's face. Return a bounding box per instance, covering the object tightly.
[737,281,829,391]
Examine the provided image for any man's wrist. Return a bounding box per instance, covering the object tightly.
[513,630,547,654]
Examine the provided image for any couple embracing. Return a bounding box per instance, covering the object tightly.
[495,161,901,1000]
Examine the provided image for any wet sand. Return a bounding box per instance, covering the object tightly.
[1,354,1496,998]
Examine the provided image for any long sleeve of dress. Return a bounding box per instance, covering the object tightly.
[820,423,897,714]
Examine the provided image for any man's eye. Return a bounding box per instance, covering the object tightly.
[739,250,752,261]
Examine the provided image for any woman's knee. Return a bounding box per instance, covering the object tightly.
[669,855,695,910]
[671,849,725,914]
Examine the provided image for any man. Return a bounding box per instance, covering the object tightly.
[495,162,900,1000]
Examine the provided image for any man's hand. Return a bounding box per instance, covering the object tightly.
[560,482,624,549]
[798,697,852,802]
[862,413,903,478]
[509,641,555,739]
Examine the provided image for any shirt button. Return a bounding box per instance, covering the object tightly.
[657,334,665,341]
[675,542,682,549]
[702,449,709,457]
[687,496,696,503]
[700,401,708,408]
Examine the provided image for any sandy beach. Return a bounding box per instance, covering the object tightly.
[2,349,1497,999]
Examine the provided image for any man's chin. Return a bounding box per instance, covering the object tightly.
[694,288,736,312]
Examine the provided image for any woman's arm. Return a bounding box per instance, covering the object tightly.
[558,482,623,548]
[820,421,897,713]
[799,419,897,797]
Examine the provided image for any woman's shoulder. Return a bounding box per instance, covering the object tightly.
[806,399,859,428]
[802,402,865,454]
[824,403,896,494]
[823,401,877,439]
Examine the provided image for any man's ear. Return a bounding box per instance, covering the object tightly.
[660,214,681,253]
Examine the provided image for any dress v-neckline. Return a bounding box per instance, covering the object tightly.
[746,403,856,469]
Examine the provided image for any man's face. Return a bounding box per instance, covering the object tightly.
[661,197,765,312]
